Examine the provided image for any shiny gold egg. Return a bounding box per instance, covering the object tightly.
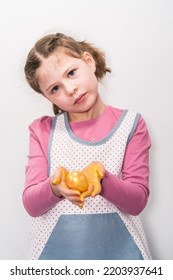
[66,171,88,192]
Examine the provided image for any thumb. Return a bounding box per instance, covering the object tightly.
[52,166,69,185]
[52,168,63,185]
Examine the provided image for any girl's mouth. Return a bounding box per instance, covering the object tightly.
[74,93,87,104]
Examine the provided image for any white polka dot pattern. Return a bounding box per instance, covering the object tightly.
[29,110,151,260]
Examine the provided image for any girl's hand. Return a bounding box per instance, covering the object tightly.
[51,166,69,185]
[82,161,105,198]
[50,166,83,208]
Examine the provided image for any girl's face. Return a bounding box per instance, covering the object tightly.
[37,51,102,120]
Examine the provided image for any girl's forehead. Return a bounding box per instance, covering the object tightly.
[38,51,83,78]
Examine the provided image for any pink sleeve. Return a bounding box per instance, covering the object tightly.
[22,116,62,217]
[101,116,151,215]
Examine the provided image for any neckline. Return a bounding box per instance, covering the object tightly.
[69,105,107,127]
[63,109,128,146]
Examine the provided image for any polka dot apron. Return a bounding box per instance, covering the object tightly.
[29,110,151,260]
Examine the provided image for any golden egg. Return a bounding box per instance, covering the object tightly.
[66,171,88,192]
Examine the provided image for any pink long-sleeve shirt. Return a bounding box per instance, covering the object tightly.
[23,106,151,217]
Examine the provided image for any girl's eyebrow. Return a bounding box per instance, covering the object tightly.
[46,82,58,92]
[65,64,76,73]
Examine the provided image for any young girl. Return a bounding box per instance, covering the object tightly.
[23,32,151,260]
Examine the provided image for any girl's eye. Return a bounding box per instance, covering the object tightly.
[68,69,76,77]
[51,85,59,93]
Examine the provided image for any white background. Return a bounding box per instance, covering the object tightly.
[0,0,172,260]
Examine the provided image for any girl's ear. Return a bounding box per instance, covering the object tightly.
[83,51,96,72]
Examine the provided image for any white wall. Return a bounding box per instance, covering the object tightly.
[0,0,172,259]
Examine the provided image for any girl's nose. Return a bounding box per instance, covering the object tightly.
[64,82,78,95]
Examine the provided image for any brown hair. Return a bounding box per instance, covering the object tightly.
[24,33,111,115]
